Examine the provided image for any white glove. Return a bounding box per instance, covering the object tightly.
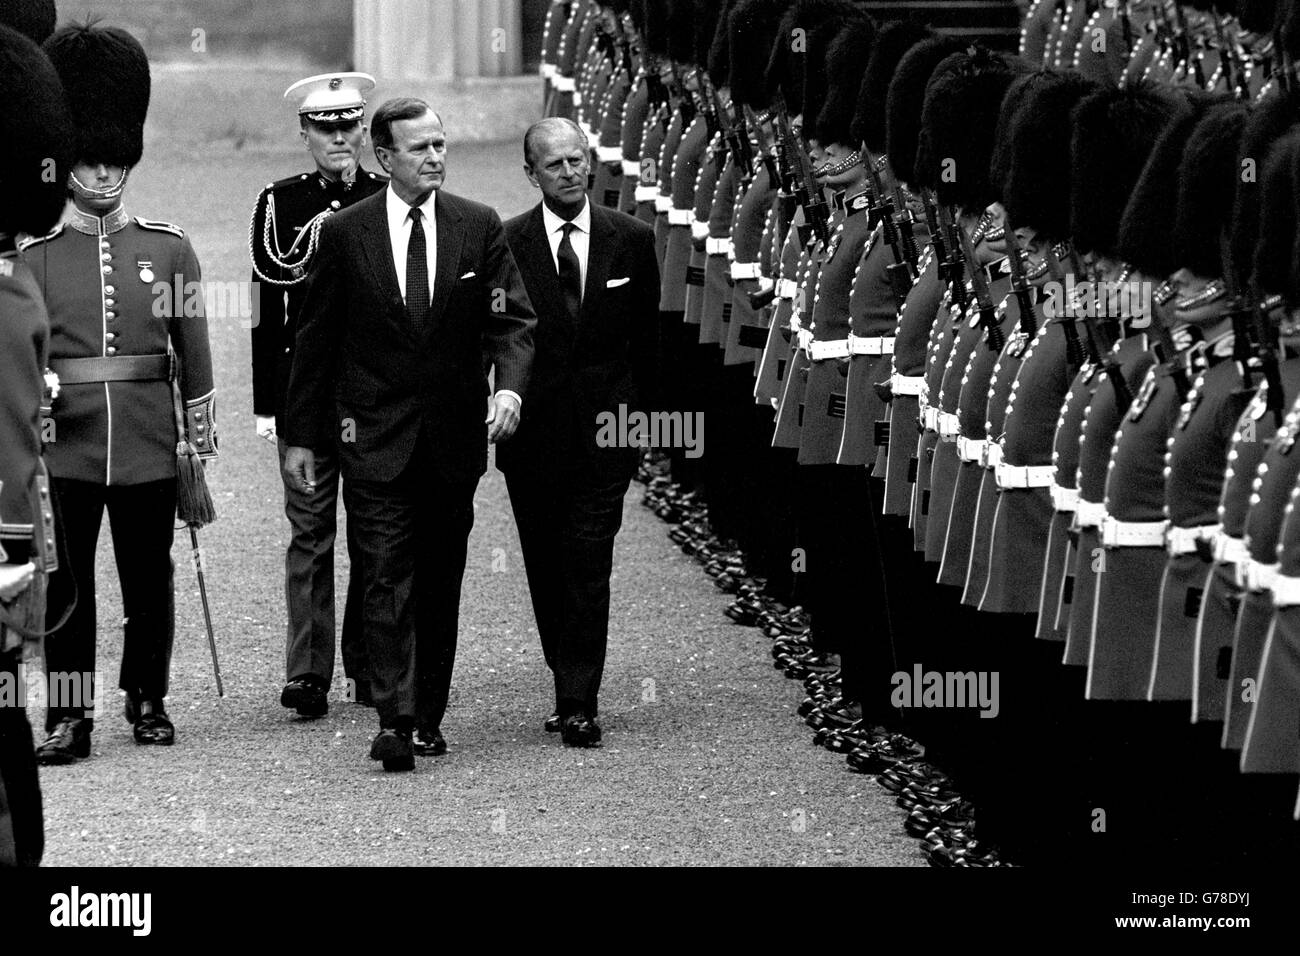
[255,415,277,442]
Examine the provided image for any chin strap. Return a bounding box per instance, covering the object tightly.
[69,166,131,203]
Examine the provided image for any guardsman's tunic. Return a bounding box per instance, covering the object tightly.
[685,134,725,335]
[915,287,964,556]
[754,204,806,406]
[618,72,651,215]
[539,0,569,114]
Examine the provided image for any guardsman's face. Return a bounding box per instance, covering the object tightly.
[301,119,367,179]
[377,110,446,202]
[70,161,127,213]
[525,125,590,215]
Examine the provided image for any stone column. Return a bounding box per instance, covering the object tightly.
[354,0,522,80]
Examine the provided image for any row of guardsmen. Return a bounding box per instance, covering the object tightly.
[538,0,1300,868]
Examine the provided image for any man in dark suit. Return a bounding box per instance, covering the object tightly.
[284,98,536,771]
[501,117,659,747]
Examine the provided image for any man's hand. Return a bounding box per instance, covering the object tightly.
[283,446,317,495]
[486,391,521,444]
[255,415,277,442]
[0,562,36,602]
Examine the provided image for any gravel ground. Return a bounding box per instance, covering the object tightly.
[33,138,923,867]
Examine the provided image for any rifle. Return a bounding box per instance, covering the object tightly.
[773,92,830,245]
[934,202,969,313]
[955,216,1005,352]
[706,75,754,181]
[865,157,913,303]
[920,189,949,283]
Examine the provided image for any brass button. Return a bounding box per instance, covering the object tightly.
[102,265,113,275]
[105,311,116,320]
[104,297,115,307]
[100,252,112,263]
[105,332,117,342]
[106,346,118,355]
[104,286,115,295]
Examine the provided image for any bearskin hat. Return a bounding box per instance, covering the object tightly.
[1252,130,1300,300]
[668,0,698,63]
[812,15,876,146]
[0,24,73,236]
[707,0,743,86]
[43,21,151,168]
[1173,101,1251,280]
[1230,86,1300,290]
[1238,0,1277,31]
[853,20,937,154]
[640,0,671,57]
[883,36,969,188]
[1069,82,1189,259]
[764,0,862,118]
[0,0,55,44]
[729,0,789,109]
[918,47,1022,211]
[1002,70,1098,238]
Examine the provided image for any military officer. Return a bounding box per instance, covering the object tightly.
[249,72,387,717]
[27,22,216,762]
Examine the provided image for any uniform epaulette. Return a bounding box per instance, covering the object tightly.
[17,223,64,252]
[266,172,311,194]
[134,216,186,238]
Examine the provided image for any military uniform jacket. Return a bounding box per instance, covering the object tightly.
[249,167,387,428]
[22,207,216,486]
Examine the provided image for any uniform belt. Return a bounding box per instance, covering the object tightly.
[995,461,1054,489]
[654,196,673,214]
[983,441,1004,470]
[890,373,925,397]
[1271,571,1300,606]
[596,145,624,164]
[1050,482,1079,513]
[847,333,894,356]
[795,328,813,351]
[937,412,960,439]
[706,237,732,256]
[731,262,762,281]
[691,220,711,241]
[1075,499,1106,529]
[1245,559,1280,593]
[1101,516,1168,547]
[540,63,557,79]
[775,277,797,298]
[1213,531,1249,565]
[552,75,576,92]
[50,353,173,385]
[634,184,659,203]
[808,339,850,361]
[573,91,584,107]
[956,435,986,463]
[1166,523,1217,556]
[583,126,600,149]
[921,404,939,432]
[668,207,693,226]
[621,159,642,178]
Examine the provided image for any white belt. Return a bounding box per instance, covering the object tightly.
[1075,499,1106,529]
[809,339,850,361]
[1101,516,1168,547]
[1050,482,1079,513]
[691,220,711,241]
[596,145,623,163]
[553,75,575,92]
[621,159,641,178]
[1271,572,1300,606]
[1213,532,1249,565]
[982,441,1004,470]
[706,237,732,256]
[1166,523,1217,556]
[585,126,601,148]
[890,373,925,397]
[956,435,986,463]
[654,196,673,214]
[1245,559,1280,593]
[922,406,940,432]
[847,333,894,356]
[731,262,762,281]
[635,184,660,203]
[937,412,960,439]
[995,462,1055,489]
[540,63,557,79]
[573,91,584,107]
[776,277,797,299]
[796,328,814,351]
[668,207,693,226]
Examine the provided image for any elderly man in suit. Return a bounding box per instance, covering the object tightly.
[501,117,659,747]
[284,98,536,771]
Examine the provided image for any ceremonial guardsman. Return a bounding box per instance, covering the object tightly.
[27,22,216,761]
[249,72,386,718]
[0,8,69,867]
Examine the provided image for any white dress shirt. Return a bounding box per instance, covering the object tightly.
[541,198,591,301]
[386,184,437,304]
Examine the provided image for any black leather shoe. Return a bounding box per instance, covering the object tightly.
[281,678,328,718]
[370,728,414,771]
[413,727,447,756]
[36,718,91,764]
[544,712,562,733]
[131,699,175,746]
[561,712,602,747]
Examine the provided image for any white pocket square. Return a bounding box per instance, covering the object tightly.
[460,270,477,280]
[606,277,630,288]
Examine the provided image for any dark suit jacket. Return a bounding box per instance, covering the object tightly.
[285,188,536,482]
[498,201,659,480]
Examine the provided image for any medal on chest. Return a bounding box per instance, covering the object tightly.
[137,258,155,284]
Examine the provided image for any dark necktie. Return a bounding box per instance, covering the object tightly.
[557,221,582,320]
[406,206,429,326]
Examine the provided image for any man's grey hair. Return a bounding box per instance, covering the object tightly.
[524,117,588,168]
[372,98,444,151]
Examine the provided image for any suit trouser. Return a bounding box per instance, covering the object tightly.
[342,452,477,733]
[276,438,367,688]
[505,468,630,718]
[0,645,43,867]
[43,477,176,731]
